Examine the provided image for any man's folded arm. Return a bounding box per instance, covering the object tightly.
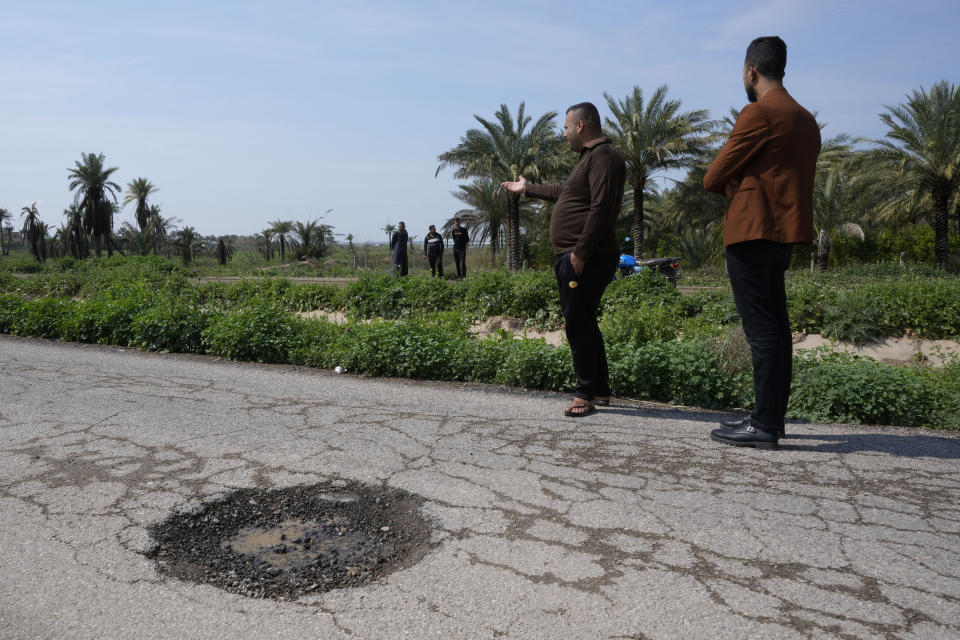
[703,104,769,194]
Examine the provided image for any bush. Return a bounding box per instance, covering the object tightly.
[601,270,682,313]
[131,301,210,353]
[0,293,24,332]
[495,339,575,390]
[9,297,72,339]
[202,301,300,363]
[790,350,956,428]
[600,303,679,347]
[607,340,752,409]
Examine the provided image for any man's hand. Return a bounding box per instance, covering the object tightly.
[501,175,527,194]
[570,252,584,275]
[724,179,740,199]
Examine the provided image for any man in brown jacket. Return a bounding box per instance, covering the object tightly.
[704,36,820,449]
[502,102,626,417]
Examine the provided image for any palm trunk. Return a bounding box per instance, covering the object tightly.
[280,236,286,264]
[632,181,645,259]
[934,193,949,268]
[506,192,520,271]
[817,247,829,271]
[490,226,499,266]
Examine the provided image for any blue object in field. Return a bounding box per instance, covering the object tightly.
[619,254,637,268]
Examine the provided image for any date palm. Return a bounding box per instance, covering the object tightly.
[604,85,714,258]
[445,177,513,265]
[20,203,44,262]
[269,219,295,263]
[67,152,121,257]
[62,205,89,259]
[214,237,235,265]
[866,81,960,266]
[437,103,565,270]
[123,177,157,233]
[0,208,9,255]
[813,165,866,270]
[172,226,201,265]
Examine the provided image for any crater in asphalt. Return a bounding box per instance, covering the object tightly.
[146,482,431,600]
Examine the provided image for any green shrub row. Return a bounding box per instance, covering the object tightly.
[3,289,958,428]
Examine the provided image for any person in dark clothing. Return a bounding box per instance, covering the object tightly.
[390,221,409,276]
[450,217,469,279]
[703,37,820,450]
[502,102,626,418]
[423,225,445,277]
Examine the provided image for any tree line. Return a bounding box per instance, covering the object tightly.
[437,81,960,271]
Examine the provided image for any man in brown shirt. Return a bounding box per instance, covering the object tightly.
[704,36,821,449]
[503,102,626,417]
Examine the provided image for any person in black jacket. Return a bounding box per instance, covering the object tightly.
[450,217,469,279]
[423,225,445,277]
[390,221,409,276]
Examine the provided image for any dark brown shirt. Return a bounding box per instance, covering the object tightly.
[524,139,626,260]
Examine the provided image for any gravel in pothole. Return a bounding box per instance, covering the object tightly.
[146,482,431,600]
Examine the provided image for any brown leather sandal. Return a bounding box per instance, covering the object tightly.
[564,398,596,417]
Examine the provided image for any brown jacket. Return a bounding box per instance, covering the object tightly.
[704,87,820,247]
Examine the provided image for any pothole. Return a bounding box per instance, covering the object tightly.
[146,482,432,600]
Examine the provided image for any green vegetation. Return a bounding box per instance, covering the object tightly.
[1,257,958,430]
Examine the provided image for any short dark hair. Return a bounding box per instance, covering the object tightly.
[745,36,786,81]
[566,102,601,130]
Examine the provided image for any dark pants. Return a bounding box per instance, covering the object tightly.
[394,259,408,277]
[725,240,794,432]
[453,249,467,278]
[428,252,443,277]
[554,251,618,401]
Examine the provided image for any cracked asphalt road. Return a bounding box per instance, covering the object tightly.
[1,335,959,640]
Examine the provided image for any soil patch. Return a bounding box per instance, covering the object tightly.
[146,482,432,600]
[795,334,960,367]
[468,315,565,346]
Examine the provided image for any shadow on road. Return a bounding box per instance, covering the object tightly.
[600,404,960,460]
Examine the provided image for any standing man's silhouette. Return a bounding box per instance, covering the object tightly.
[704,36,821,449]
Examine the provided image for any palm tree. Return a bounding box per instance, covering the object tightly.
[437,103,566,270]
[62,205,90,259]
[269,219,295,263]
[812,166,866,270]
[146,206,178,256]
[382,223,396,241]
[214,237,235,265]
[123,177,157,234]
[119,222,152,256]
[257,228,274,261]
[0,208,10,255]
[20,203,45,262]
[172,226,202,265]
[67,152,121,257]
[604,86,714,258]
[293,209,334,260]
[866,81,960,266]
[445,177,512,265]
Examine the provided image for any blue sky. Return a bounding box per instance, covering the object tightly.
[2,0,958,242]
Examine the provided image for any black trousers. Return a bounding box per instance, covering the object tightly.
[554,251,618,401]
[428,252,443,277]
[725,240,795,432]
[453,249,467,278]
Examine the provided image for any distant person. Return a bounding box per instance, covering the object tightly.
[703,36,821,449]
[390,221,409,276]
[502,102,626,418]
[423,224,445,277]
[451,217,469,279]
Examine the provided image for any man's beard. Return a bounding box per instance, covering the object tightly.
[745,84,758,103]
